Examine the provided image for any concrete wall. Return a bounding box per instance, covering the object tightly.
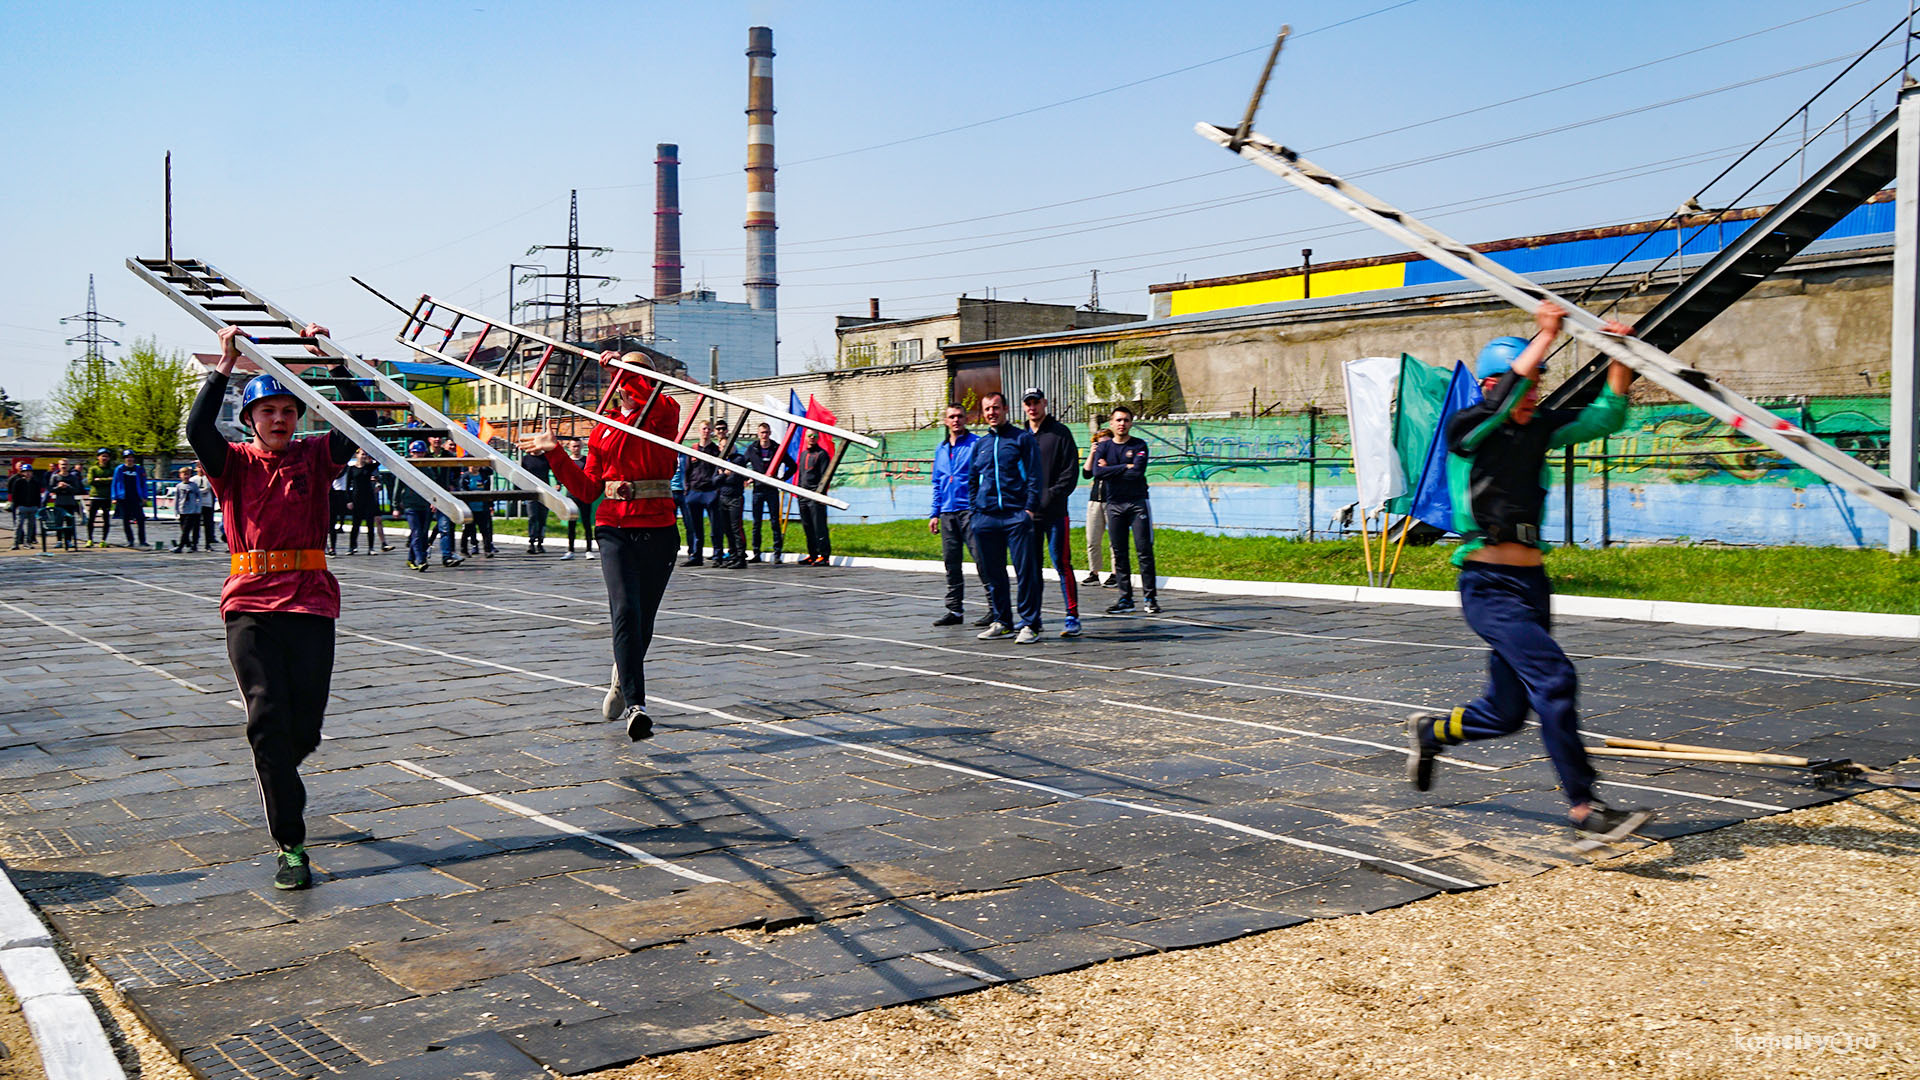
[660,358,951,435]
[1167,255,1892,415]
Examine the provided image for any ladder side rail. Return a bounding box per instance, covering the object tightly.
[340,351,578,523]
[126,259,475,524]
[411,293,878,448]
[395,334,857,511]
[1197,128,1920,531]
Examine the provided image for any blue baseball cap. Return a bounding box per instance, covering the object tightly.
[1475,336,1538,380]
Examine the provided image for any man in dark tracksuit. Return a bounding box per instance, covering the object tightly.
[796,432,834,565]
[1022,387,1082,637]
[1092,406,1159,614]
[84,449,114,546]
[967,392,1044,642]
[682,420,720,566]
[714,444,748,569]
[112,451,150,548]
[927,403,980,627]
[743,423,789,563]
[1405,300,1653,847]
[521,450,551,553]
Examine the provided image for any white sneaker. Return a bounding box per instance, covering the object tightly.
[602,663,624,720]
[586,551,597,560]
[976,622,1012,640]
[559,552,575,561]
[1014,626,1039,644]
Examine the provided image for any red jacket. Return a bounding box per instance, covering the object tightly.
[547,376,682,529]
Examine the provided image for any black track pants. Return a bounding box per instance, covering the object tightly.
[225,612,334,850]
[598,525,678,709]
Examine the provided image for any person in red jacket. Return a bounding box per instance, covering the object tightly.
[519,352,682,741]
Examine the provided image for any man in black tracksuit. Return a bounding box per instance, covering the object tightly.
[796,432,833,565]
[1021,387,1082,637]
[1092,405,1159,614]
[682,420,721,566]
[715,444,749,569]
[742,422,790,563]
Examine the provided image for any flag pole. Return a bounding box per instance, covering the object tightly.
[1358,509,1376,587]
[1385,512,1413,587]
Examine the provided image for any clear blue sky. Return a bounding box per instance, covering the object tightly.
[0,0,1906,406]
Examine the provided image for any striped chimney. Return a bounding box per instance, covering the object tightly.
[744,26,777,313]
[653,143,682,298]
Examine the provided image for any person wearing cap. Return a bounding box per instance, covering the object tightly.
[1404,300,1653,848]
[519,352,682,742]
[186,320,365,891]
[966,391,1044,642]
[111,450,150,549]
[6,461,43,549]
[1022,387,1082,637]
[83,448,115,546]
[396,440,437,570]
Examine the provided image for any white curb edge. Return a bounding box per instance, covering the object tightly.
[385,525,1920,639]
[0,865,126,1079]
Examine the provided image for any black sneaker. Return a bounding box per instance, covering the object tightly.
[443,555,465,567]
[1574,801,1656,846]
[1105,598,1135,615]
[681,557,704,567]
[1080,572,1101,585]
[1143,598,1162,615]
[971,613,996,628]
[1404,712,1443,792]
[1101,574,1119,588]
[620,704,654,742]
[273,847,312,890]
[933,611,964,627]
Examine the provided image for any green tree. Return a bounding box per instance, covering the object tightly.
[0,386,21,428]
[101,338,199,452]
[50,354,115,446]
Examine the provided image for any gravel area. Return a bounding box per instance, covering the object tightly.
[597,788,1919,1080]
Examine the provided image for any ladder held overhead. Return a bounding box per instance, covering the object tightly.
[126,257,578,526]
[355,281,872,511]
[395,290,880,451]
[1196,123,1920,533]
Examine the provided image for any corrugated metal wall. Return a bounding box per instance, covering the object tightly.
[1000,342,1112,423]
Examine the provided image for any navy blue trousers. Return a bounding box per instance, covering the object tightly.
[1449,562,1595,806]
[971,509,1042,631]
[684,490,718,559]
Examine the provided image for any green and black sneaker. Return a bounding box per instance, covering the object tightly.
[273,846,312,890]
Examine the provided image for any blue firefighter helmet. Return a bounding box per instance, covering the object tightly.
[1474,336,1538,380]
[238,375,305,428]
[408,440,430,455]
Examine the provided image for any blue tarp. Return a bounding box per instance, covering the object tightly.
[1409,362,1484,532]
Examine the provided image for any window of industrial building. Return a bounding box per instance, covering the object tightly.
[889,338,922,364]
[845,343,878,367]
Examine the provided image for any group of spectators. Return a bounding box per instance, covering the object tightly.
[929,387,1158,644]
[5,448,217,553]
[671,418,834,568]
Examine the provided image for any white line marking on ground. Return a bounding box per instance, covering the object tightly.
[1595,779,1787,812]
[0,599,213,693]
[340,580,599,626]
[1106,699,1502,771]
[387,758,724,884]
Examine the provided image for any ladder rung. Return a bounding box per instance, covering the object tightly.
[452,489,540,500]
[249,336,319,346]
[204,303,269,310]
[406,457,477,467]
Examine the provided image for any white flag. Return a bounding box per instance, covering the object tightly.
[1342,356,1406,513]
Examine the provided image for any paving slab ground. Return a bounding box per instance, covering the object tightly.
[0,533,1915,1078]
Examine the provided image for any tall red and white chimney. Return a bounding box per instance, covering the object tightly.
[653,143,682,298]
[744,26,777,314]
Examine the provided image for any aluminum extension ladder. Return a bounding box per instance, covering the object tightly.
[127,257,577,526]
[357,283,878,510]
[1196,123,1920,533]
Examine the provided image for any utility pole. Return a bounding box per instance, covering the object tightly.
[525,190,616,415]
[1890,78,1920,553]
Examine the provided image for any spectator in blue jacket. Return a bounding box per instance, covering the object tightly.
[966,392,1044,643]
[111,450,151,549]
[927,402,981,628]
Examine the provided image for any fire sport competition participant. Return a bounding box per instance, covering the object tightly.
[1022,387,1082,637]
[927,402,980,627]
[967,391,1044,643]
[519,352,681,741]
[743,421,789,564]
[1405,300,1654,847]
[83,448,114,546]
[188,321,365,890]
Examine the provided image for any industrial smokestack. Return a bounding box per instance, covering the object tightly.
[744,26,777,314]
[654,143,682,298]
